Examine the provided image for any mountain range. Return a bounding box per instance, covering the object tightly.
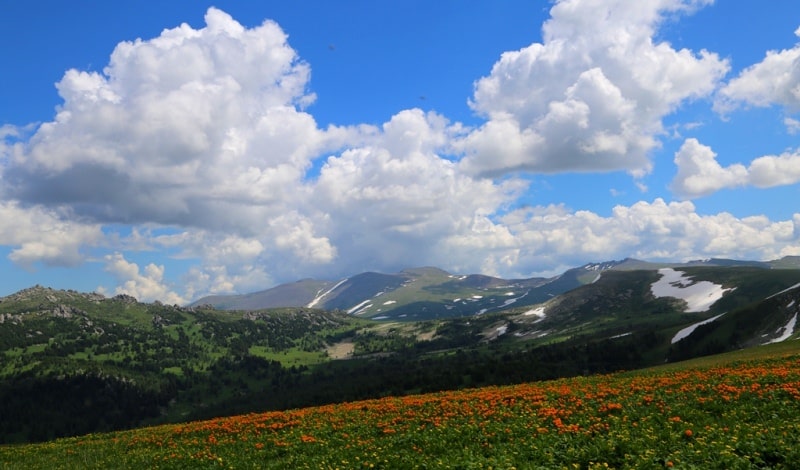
[191,256,800,320]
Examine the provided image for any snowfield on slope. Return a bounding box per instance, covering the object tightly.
[306,279,347,308]
[767,313,797,344]
[671,313,726,344]
[347,299,372,315]
[523,306,546,320]
[651,268,732,312]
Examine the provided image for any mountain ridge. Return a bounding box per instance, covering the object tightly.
[189,256,799,319]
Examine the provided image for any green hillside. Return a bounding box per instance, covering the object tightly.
[1,340,798,469]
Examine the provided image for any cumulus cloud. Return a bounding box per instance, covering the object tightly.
[0,202,102,269]
[142,230,293,298]
[715,26,800,117]
[310,108,525,275]
[748,151,800,187]
[489,199,800,277]
[672,138,800,198]
[671,138,748,197]
[458,0,728,177]
[3,7,331,231]
[101,253,186,305]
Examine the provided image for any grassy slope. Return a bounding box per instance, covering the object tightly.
[1,340,799,469]
[349,269,515,320]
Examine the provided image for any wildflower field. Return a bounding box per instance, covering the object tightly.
[2,343,800,469]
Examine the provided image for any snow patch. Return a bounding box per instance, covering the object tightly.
[383,300,397,305]
[347,300,372,315]
[518,330,550,339]
[767,282,800,299]
[651,268,732,312]
[671,313,726,344]
[610,332,632,339]
[306,278,347,308]
[496,325,508,336]
[767,313,797,344]
[523,306,546,319]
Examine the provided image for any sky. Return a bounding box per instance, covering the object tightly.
[2,0,800,304]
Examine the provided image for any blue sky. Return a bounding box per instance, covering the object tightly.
[2,0,800,303]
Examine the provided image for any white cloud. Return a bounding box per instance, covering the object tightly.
[101,252,185,305]
[3,7,331,231]
[459,0,728,177]
[490,199,800,277]
[748,151,800,187]
[0,201,102,268]
[310,108,525,276]
[786,117,800,134]
[715,26,800,117]
[144,231,279,298]
[271,213,336,264]
[182,263,273,300]
[671,138,747,198]
[671,138,800,198]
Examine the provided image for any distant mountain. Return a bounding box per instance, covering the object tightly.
[683,258,772,268]
[193,279,336,310]
[610,257,773,270]
[769,256,800,269]
[190,257,800,320]
[192,264,607,320]
[498,262,800,359]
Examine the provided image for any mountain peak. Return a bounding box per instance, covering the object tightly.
[581,260,625,271]
[2,285,106,303]
[400,267,451,277]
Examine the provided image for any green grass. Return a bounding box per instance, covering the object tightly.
[162,366,183,376]
[3,341,799,469]
[248,345,328,367]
